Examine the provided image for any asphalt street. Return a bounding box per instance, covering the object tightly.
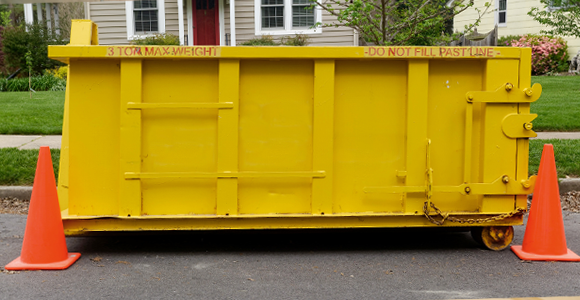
[1,213,580,300]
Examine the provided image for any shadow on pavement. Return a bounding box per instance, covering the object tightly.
[70,227,482,254]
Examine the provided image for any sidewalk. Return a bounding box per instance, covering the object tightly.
[1,132,579,150]
[535,132,580,139]
[0,135,61,149]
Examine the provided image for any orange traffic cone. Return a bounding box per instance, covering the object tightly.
[4,146,80,270]
[511,144,580,261]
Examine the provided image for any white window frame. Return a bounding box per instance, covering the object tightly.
[495,0,507,27]
[125,0,166,41]
[254,0,322,36]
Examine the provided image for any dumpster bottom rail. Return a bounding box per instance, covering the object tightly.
[62,213,524,236]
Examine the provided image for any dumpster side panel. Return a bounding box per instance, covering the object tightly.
[140,60,219,215]
[426,60,484,213]
[238,60,314,215]
[69,60,121,216]
[333,60,408,214]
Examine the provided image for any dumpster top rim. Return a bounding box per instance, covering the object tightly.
[48,45,527,61]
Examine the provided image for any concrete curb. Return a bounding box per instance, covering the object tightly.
[2,179,580,200]
[0,186,34,200]
[559,178,580,194]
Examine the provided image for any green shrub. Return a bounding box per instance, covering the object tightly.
[240,35,278,46]
[46,66,68,80]
[510,35,569,75]
[0,25,5,75]
[2,23,66,76]
[240,35,310,46]
[497,35,521,47]
[281,34,310,46]
[131,33,180,45]
[0,74,66,92]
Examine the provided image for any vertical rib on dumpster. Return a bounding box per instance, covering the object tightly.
[312,60,335,216]
[217,60,240,216]
[120,60,143,217]
[405,60,429,215]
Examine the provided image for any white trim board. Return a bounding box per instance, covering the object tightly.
[229,0,236,45]
[187,0,193,45]
[178,0,184,45]
[24,4,33,25]
[494,0,507,27]
[219,0,225,45]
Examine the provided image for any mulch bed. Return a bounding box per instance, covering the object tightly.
[0,197,29,215]
[561,191,580,213]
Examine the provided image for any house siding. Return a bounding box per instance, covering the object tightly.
[89,0,185,45]
[88,1,128,45]
[90,0,354,46]
[228,0,355,46]
[454,0,580,57]
[165,0,189,41]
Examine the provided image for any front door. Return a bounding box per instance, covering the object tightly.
[193,0,219,45]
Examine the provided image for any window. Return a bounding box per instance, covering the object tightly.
[262,0,284,28]
[255,0,322,35]
[125,0,166,40]
[134,0,159,33]
[497,0,506,26]
[292,0,315,28]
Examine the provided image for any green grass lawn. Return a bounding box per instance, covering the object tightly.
[531,76,580,132]
[0,91,65,135]
[0,148,60,186]
[529,139,580,178]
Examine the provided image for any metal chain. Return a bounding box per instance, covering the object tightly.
[423,201,526,225]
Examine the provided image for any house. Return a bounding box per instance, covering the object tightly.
[69,0,358,46]
[454,0,580,57]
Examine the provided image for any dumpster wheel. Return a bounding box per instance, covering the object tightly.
[470,226,514,251]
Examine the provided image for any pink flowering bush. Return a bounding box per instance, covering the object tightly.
[511,35,569,75]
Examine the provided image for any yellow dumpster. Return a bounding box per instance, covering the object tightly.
[49,20,540,250]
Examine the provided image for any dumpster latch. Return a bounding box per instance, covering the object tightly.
[423,139,448,225]
[466,83,541,103]
[502,113,538,138]
[363,137,534,225]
